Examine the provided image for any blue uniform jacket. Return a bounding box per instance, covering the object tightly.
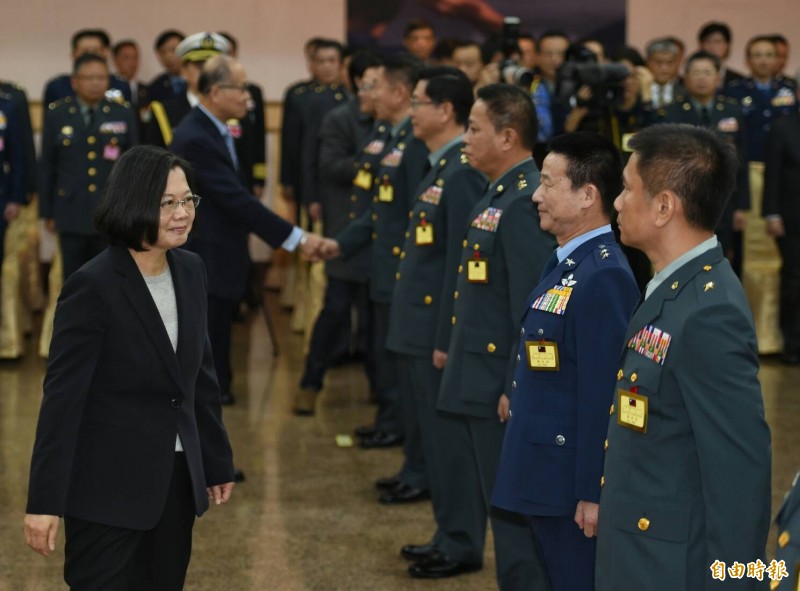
[492,233,638,516]
[0,95,26,212]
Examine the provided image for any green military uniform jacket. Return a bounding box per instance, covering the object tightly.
[335,117,429,303]
[437,158,555,419]
[39,96,137,235]
[596,244,771,591]
[385,140,486,356]
[775,470,800,590]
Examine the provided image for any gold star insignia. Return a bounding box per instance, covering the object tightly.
[517,179,528,190]
[671,282,679,290]
[704,281,715,292]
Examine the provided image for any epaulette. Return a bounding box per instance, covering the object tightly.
[48,98,68,110]
[596,243,612,261]
[294,85,307,95]
[696,263,718,296]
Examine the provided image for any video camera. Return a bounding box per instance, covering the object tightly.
[555,45,629,108]
[498,17,535,88]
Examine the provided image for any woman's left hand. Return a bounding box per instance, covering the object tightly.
[207,482,235,506]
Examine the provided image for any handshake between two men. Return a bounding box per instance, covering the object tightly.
[298,233,342,262]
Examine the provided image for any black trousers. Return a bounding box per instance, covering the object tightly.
[60,232,107,281]
[370,301,402,436]
[64,453,196,591]
[300,277,375,390]
[207,295,238,393]
[777,235,800,354]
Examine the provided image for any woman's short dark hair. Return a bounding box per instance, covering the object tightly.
[95,145,193,251]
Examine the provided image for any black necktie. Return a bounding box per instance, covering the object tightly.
[538,251,559,283]
[700,106,711,128]
[87,107,95,128]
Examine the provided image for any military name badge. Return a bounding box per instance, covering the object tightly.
[353,169,372,190]
[717,117,738,133]
[526,341,559,371]
[621,132,636,152]
[627,324,672,365]
[617,388,648,432]
[104,144,121,161]
[364,139,385,155]
[381,147,404,168]
[415,220,434,246]
[467,257,488,283]
[470,207,502,232]
[378,178,394,202]
[99,121,128,134]
[419,185,442,206]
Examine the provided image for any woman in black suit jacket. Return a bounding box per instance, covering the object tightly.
[24,146,235,590]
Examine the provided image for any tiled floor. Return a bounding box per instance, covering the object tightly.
[1,293,797,590]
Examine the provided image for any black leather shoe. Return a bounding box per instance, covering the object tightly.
[293,388,319,416]
[379,484,430,504]
[354,424,377,438]
[233,469,246,483]
[375,474,401,490]
[408,551,482,579]
[360,431,404,449]
[220,391,235,406]
[401,542,437,561]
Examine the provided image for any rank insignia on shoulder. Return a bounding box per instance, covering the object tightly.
[517,179,528,190]
[628,324,671,365]
[600,248,610,259]
[460,152,469,164]
[703,281,715,292]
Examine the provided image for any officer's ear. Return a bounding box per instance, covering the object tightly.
[652,189,679,228]
[581,183,600,211]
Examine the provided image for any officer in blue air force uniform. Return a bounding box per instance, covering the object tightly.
[492,133,639,591]
[774,471,800,590]
[0,93,27,268]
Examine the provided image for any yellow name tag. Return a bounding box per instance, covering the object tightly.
[526,341,559,371]
[467,259,488,283]
[354,169,372,190]
[621,133,636,152]
[617,389,648,433]
[416,224,434,245]
[378,184,394,202]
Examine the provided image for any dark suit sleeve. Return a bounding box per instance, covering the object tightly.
[434,168,485,351]
[675,304,771,570]
[249,84,266,187]
[192,261,235,486]
[762,125,783,218]
[27,270,108,515]
[38,108,58,219]
[573,266,637,503]
[172,133,294,249]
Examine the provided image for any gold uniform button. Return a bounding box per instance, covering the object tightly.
[88,184,97,192]
[487,343,496,353]
[637,518,650,531]
[87,136,97,145]
[462,239,468,247]
[87,151,97,160]
[58,189,66,197]
[609,404,615,415]
[671,281,679,290]
[392,246,401,256]
[350,195,357,202]
[778,531,790,548]
[405,231,410,239]
[600,476,605,487]
[88,167,97,177]
[408,211,414,219]
[400,252,406,259]
[451,316,456,325]
[496,184,504,192]
[617,369,623,380]
[703,265,712,272]
[371,213,378,221]
[424,295,433,305]
[454,290,459,299]
[371,232,377,240]
[458,264,463,273]
[395,272,401,280]
[630,372,638,383]
[473,243,480,251]
[419,211,426,219]
[373,197,378,203]
[63,139,71,146]
[604,439,609,451]
[349,212,356,219]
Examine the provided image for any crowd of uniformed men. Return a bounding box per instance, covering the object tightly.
[2,16,800,591]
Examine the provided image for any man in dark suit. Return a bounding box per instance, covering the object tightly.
[697,22,745,88]
[39,53,138,281]
[763,89,800,365]
[296,52,383,411]
[386,67,486,560]
[645,38,685,109]
[170,55,329,406]
[491,132,639,591]
[42,29,132,107]
[658,50,750,274]
[775,470,800,590]
[145,30,186,105]
[408,84,553,587]
[112,40,147,122]
[596,124,772,591]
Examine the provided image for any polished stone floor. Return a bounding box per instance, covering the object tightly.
[1,293,798,590]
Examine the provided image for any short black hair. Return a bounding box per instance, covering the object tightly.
[218,31,238,53]
[314,39,345,60]
[348,50,382,90]
[769,34,789,46]
[431,37,460,62]
[476,83,538,151]
[382,54,423,90]
[72,53,109,75]
[404,18,435,38]
[698,22,732,44]
[746,35,777,57]
[685,50,721,73]
[112,39,138,57]
[95,146,194,251]
[197,55,235,95]
[71,29,111,52]
[611,45,645,67]
[418,66,474,125]
[547,132,622,216]
[537,30,570,52]
[481,35,504,65]
[628,124,737,231]
[154,29,185,51]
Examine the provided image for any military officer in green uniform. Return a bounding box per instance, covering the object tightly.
[408,84,553,589]
[775,470,800,590]
[384,67,485,560]
[658,50,750,273]
[597,124,771,591]
[322,56,430,500]
[39,54,138,281]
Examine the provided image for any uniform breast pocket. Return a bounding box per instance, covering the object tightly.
[521,312,566,380]
[522,415,577,505]
[459,326,509,403]
[617,358,667,436]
